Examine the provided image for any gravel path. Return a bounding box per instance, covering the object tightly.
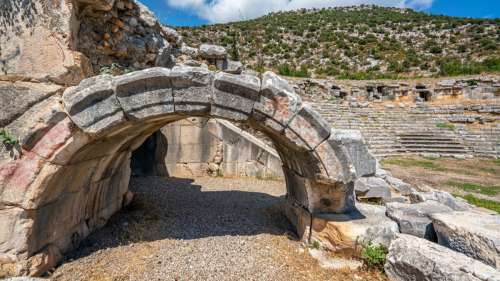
[50,176,386,281]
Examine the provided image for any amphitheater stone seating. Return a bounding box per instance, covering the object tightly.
[311,101,500,158]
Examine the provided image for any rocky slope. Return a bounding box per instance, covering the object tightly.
[179,6,500,79]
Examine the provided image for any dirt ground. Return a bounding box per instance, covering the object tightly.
[381,156,500,202]
[49,176,387,281]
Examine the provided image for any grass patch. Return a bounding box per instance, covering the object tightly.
[447,181,500,196]
[436,122,456,131]
[491,159,500,167]
[457,194,500,214]
[381,158,446,171]
[360,242,388,271]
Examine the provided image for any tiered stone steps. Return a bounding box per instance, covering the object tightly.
[310,101,500,158]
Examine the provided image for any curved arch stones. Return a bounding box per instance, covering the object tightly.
[0,66,357,276]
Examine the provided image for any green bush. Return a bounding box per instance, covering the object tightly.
[361,242,388,270]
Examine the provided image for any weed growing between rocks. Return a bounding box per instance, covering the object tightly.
[0,129,18,146]
[360,243,388,271]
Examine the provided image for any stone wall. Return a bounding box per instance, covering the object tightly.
[160,118,283,179]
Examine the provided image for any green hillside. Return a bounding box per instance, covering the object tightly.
[178,6,500,79]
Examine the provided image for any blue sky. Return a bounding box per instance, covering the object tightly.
[140,0,500,26]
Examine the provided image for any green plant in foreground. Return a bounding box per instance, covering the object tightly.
[310,240,321,250]
[361,242,388,270]
[0,130,18,146]
[456,194,500,214]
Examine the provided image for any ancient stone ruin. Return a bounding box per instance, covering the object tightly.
[1,0,500,280]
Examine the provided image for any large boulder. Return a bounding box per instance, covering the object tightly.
[199,44,227,59]
[385,234,500,281]
[431,211,500,268]
[311,203,399,250]
[355,176,392,201]
[386,201,453,240]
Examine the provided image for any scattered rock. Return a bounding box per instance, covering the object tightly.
[384,176,415,195]
[409,190,470,211]
[431,211,500,268]
[386,201,453,240]
[385,234,500,281]
[355,177,392,201]
[199,44,227,59]
[223,60,244,74]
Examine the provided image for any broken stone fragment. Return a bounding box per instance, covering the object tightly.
[431,211,500,268]
[385,234,500,281]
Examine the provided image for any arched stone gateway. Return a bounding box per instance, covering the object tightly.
[0,66,357,276]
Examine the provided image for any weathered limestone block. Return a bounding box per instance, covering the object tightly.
[1,1,92,85]
[410,191,470,211]
[431,211,500,268]
[311,203,399,251]
[0,207,32,259]
[63,75,125,136]
[199,44,227,59]
[211,72,261,121]
[223,60,244,74]
[114,68,174,120]
[355,177,392,201]
[0,152,47,206]
[384,176,415,196]
[386,201,453,240]
[0,82,61,127]
[314,130,357,183]
[333,129,376,177]
[170,66,214,115]
[284,201,312,241]
[5,96,70,157]
[253,71,302,133]
[385,234,500,281]
[285,105,331,150]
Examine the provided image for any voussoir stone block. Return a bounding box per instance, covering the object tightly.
[253,71,302,131]
[114,68,174,120]
[314,130,357,183]
[285,105,331,151]
[170,65,214,115]
[430,211,500,268]
[63,75,125,136]
[211,72,261,121]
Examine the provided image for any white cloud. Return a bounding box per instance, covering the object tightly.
[166,0,435,23]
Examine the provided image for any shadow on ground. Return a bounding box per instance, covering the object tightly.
[62,176,295,263]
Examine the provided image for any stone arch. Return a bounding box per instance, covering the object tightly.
[0,66,356,276]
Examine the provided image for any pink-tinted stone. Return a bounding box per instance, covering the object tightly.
[30,118,73,160]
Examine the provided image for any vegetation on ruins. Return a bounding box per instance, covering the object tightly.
[179,6,500,79]
[360,242,388,270]
[0,129,18,146]
[99,63,134,76]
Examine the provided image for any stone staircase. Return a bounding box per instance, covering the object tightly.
[310,102,500,158]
